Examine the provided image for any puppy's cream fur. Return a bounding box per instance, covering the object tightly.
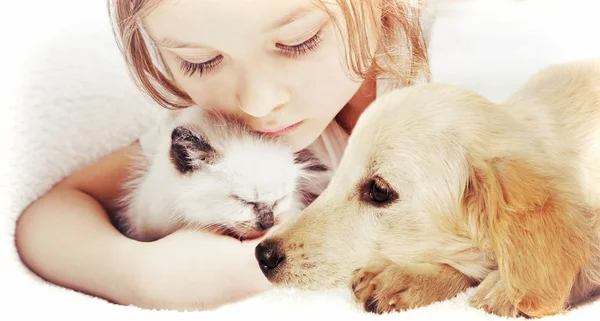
[258,58,600,318]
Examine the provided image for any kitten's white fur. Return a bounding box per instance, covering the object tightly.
[115,106,331,242]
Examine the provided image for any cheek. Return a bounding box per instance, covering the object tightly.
[290,68,361,120]
[208,202,255,224]
[275,193,297,213]
[414,175,465,224]
[226,206,255,223]
[286,32,363,119]
[379,204,422,234]
[176,75,241,113]
[161,54,241,112]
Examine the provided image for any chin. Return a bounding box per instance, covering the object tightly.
[286,121,331,152]
[225,227,267,241]
[204,223,267,241]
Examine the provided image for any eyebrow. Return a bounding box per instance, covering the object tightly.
[155,5,321,49]
[155,37,203,49]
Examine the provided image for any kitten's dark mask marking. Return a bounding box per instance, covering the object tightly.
[254,202,275,230]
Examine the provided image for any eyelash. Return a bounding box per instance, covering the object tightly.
[177,55,223,78]
[277,29,324,58]
[177,30,324,77]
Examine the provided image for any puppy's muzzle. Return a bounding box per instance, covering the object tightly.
[255,239,285,279]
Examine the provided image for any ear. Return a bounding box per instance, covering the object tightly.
[293,148,330,207]
[293,148,329,173]
[462,156,594,317]
[169,125,218,174]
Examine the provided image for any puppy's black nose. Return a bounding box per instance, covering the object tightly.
[255,239,285,278]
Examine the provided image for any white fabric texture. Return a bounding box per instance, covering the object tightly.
[3,0,600,320]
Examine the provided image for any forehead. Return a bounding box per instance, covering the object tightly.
[143,0,326,44]
[339,87,472,184]
[352,85,486,149]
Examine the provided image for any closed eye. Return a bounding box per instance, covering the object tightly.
[177,55,223,77]
[229,194,287,207]
[176,28,325,78]
[230,194,253,205]
[276,29,324,58]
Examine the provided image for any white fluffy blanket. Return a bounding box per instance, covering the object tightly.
[3,0,600,319]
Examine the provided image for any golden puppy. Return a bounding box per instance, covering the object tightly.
[255,58,600,318]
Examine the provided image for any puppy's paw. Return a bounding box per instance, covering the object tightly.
[469,270,520,318]
[351,259,473,314]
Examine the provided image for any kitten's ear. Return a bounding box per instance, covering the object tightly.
[293,148,330,207]
[169,125,217,173]
[293,148,329,173]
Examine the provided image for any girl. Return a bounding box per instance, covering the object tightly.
[14,0,430,311]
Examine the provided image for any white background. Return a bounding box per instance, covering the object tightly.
[2,0,600,320]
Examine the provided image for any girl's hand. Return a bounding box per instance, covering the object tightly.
[136,229,272,311]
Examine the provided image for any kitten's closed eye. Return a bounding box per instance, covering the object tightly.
[228,195,280,230]
[231,195,286,209]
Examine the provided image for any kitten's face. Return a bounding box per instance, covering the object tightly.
[168,124,326,240]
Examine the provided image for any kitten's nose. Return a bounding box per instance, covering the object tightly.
[254,202,274,230]
[257,211,274,230]
[255,238,285,278]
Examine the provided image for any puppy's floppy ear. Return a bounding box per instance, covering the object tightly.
[462,156,594,317]
[170,125,218,173]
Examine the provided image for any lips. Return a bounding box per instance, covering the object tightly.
[258,120,303,136]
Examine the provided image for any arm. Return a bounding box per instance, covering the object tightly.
[14,141,271,310]
[14,142,145,306]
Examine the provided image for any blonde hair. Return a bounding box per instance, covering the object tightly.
[107,0,430,110]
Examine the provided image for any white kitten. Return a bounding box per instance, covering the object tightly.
[114,107,331,242]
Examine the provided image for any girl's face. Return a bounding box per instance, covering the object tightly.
[143,0,375,151]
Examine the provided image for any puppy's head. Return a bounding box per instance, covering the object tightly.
[255,84,579,291]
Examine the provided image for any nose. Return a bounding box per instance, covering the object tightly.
[255,202,274,230]
[237,67,289,118]
[257,212,274,230]
[255,239,285,278]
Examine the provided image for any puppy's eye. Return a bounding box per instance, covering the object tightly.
[370,182,392,203]
[360,177,398,207]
